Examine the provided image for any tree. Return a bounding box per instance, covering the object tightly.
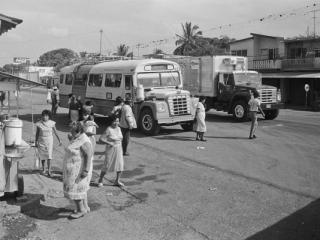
[37,48,79,71]
[115,44,130,56]
[153,48,164,54]
[174,22,203,55]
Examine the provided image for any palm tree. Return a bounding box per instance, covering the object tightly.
[116,44,130,56]
[174,22,203,55]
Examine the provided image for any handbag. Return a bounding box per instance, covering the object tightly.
[34,147,41,169]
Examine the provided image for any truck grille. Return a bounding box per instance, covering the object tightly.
[258,89,277,103]
[168,95,191,115]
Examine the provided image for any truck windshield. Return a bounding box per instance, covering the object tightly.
[137,72,180,88]
[234,72,261,85]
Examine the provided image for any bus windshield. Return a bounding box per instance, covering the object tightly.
[234,72,261,85]
[137,72,180,88]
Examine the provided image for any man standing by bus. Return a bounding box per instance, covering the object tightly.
[119,97,136,156]
[51,86,60,117]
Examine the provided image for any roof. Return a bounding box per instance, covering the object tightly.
[0,71,45,91]
[262,72,320,79]
[284,37,320,44]
[89,59,180,74]
[230,33,284,45]
[0,13,23,35]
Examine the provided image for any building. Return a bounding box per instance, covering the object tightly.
[229,34,320,110]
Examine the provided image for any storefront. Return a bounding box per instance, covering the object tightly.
[262,72,320,110]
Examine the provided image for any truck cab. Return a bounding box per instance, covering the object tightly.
[216,70,282,121]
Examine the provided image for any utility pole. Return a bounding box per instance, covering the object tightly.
[99,29,103,55]
[136,43,142,57]
[313,9,316,38]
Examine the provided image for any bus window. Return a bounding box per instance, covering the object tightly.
[105,74,122,88]
[88,74,103,87]
[160,72,180,86]
[137,73,160,88]
[60,74,64,84]
[65,74,73,85]
[125,75,132,90]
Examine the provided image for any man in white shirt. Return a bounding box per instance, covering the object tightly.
[248,90,265,139]
[119,98,137,156]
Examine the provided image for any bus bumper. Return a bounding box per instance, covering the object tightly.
[157,114,194,125]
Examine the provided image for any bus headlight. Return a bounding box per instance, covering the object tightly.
[156,102,167,113]
[277,89,281,102]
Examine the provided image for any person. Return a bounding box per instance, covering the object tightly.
[51,86,60,117]
[81,111,98,152]
[83,100,94,116]
[77,96,84,121]
[63,121,93,219]
[119,97,137,156]
[0,91,6,107]
[35,110,61,176]
[111,96,124,119]
[248,90,265,139]
[69,95,81,123]
[194,96,207,141]
[98,116,124,187]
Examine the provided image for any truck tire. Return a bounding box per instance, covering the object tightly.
[139,109,160,135]
[181,121,194,131]
[264,109,279,120]
[232,100,248,122]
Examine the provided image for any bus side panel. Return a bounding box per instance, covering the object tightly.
[59,94,69,108]
[87,98,114,116]
[72,85,87,103]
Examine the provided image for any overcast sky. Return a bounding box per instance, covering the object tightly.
[0,0,318,66]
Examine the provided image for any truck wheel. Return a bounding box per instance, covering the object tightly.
[139,109,160,135]
[181,121,194,131]
[232,100,248,122]
[264,109,279,120]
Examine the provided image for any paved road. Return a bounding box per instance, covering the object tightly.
[2,88,320,240]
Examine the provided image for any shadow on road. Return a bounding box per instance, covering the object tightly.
[245,199,320,240]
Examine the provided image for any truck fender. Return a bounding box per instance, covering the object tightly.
[138,101,158,120]
[228,94,250,114]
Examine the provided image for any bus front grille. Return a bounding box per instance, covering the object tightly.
[168,95,191,115]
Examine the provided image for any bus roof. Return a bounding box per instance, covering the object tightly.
[89,59,180,74]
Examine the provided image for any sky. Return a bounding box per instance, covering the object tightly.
[0,0,319,66]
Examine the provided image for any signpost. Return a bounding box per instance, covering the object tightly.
[305,84,310,107]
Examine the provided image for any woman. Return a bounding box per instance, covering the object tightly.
[98,115,124,187]
[63,121,93,219]
[35,110,61,176]
[83,100,94,116]
[81,111,98,152]
[248,90,265,139]
[194,96,207,141]
[69,95,81,122]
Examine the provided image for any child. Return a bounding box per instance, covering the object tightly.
[248,90,265,139]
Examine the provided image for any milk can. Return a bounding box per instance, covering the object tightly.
[4,118,23,146]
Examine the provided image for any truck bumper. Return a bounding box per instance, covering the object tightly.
[157,114,194,125]
[260,102,284,110]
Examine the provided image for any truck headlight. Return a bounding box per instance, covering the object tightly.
[156,102,167,113]
[277,90,281,102]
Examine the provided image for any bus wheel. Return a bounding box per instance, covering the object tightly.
[181,121,193,131]
[232,100,248,122]
[139,109,160,135]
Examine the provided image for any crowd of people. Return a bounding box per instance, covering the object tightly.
[35,85,265,219]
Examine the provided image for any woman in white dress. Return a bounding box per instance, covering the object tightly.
[194,96,207,141]
[97,115,124,187]
[35,110,61,176]
[63,121,93,219]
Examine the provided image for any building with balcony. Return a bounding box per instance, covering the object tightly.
[229,34,320,110]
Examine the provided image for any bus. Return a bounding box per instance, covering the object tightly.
[59,59,198,135]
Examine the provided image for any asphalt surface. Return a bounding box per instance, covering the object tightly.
[1,88,320,240]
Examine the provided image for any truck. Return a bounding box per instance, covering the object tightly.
[58,59,198,135]
[168,56,282,121]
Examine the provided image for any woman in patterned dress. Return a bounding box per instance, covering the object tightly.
[97,115,124,187]
[63,121,93,219]
[35,110,61,176]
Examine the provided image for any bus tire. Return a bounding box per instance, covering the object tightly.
[264,109,279,120]
[181,121,193,131]
[232,100,248,122]
[139,109,160,135]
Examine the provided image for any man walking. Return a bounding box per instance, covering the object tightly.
[51,86,60,117]
[119,97,137,156]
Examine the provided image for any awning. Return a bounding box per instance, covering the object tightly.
[262,72,320,79]
[0,71,45,91]
[0,13,23,35]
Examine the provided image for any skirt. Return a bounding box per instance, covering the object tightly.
[70,109,79,122]
[102,144,123,172]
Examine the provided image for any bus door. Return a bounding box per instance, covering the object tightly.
[104,73,124,112]
[217,73,234,102]
[73,72,87,103]
[124,75,133,99]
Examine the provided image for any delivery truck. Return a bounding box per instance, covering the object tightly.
[168,56,282,121]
